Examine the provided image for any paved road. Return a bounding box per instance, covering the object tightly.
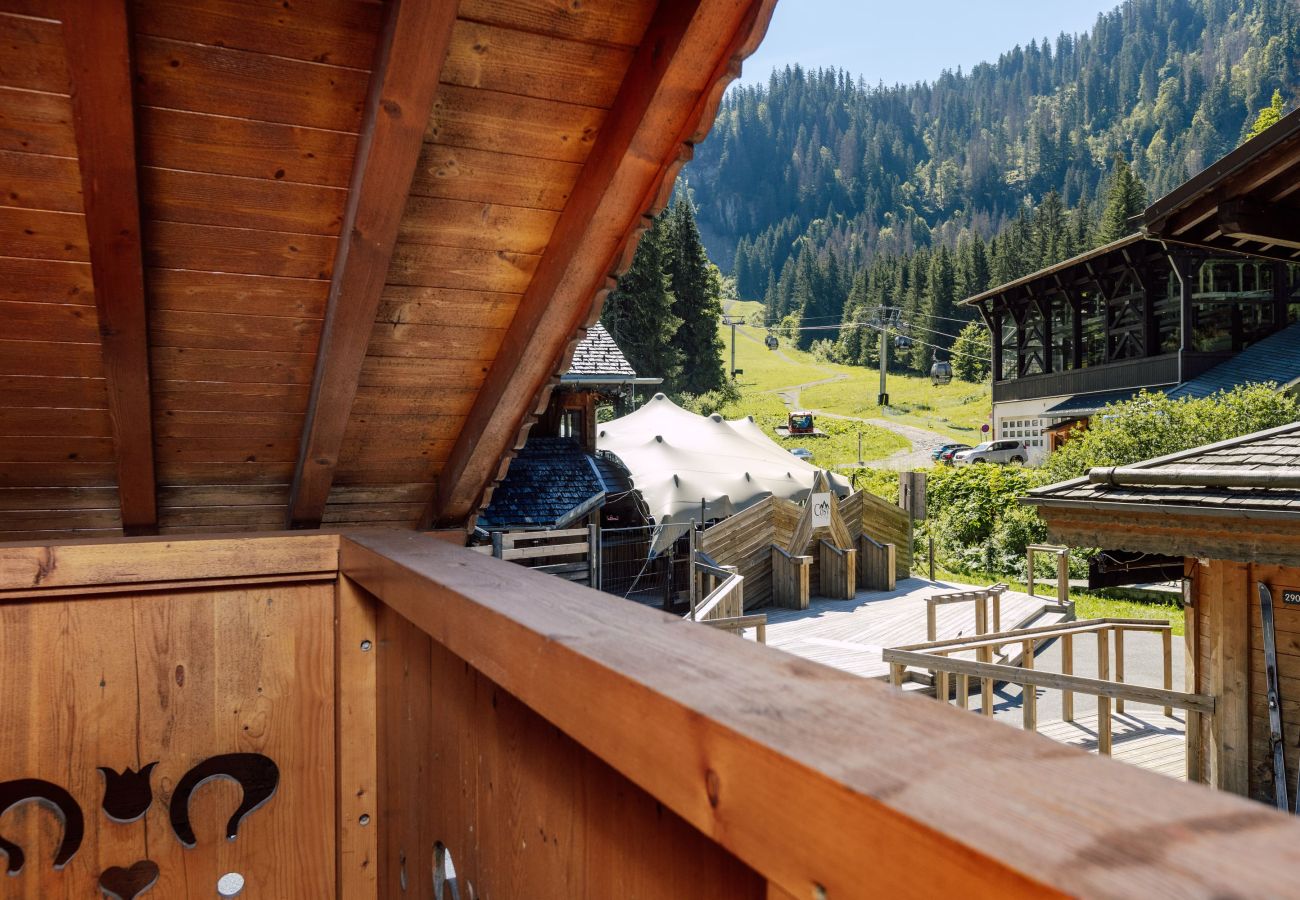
[813,411,950,470]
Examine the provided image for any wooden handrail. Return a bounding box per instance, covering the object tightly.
[818,538,849,557]
[690,572,743,622]
[899,618,1172,654]
[770,544,811,563]
[882,648,1213,714]
[339,532,1300,897]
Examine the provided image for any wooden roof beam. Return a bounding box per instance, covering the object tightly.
[429,0,776,528]
[1217,199,1300,252]
[286,0,458,529]
[63,1,157,535]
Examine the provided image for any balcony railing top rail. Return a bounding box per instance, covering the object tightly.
[340,531,1300,897]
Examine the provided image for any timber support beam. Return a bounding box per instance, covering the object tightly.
[63,0,157,534]
[287,0,459,529]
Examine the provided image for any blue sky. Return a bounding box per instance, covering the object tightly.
[739,0,1123,87]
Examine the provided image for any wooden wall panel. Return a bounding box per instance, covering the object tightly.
[0,4,117,535]
[1247,564,1300,805]
[0,582,335,898]
[373,602,765,899]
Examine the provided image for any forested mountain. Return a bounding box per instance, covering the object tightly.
[681,0,1299,375]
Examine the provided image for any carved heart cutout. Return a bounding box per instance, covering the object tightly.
[99,859,160,900]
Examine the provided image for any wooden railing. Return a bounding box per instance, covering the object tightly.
[1026,543,1070,605]
[817,539,856,599]
[338,533,1300,897]
[472,525,600,586]
[883,618,1196,755]
[925,583,1009,642]
[857,533,896,590]
[9,531,1300,897]
[770,544,812,609]
[689,560,744,622]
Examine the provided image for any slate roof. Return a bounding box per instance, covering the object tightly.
[565,323,637,378]
[1026,421,1300,519]
[479,437,606,530]
[1043,388,1169,418]
[1166,322,1300,400]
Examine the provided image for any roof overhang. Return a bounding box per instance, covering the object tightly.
[1142,107,1300,262]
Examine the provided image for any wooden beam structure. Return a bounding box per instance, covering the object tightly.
[1216,199,1300,251]
[62,0,157,534]
[287,0,458,528]
[429,0,775,527]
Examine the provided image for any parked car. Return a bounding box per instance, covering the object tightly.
[952,440,1027,466]
[931,442,966,462]
[789,447,814,461]
[937,444,970,465]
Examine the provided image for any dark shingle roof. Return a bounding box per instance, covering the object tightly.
[1043,388,1169,418]
[565,322,637,378]
[1166,322,1300,401]
[1027,421,1300,518]
[479,437,605,529]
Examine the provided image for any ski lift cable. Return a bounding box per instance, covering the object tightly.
[854,320,993,363]
[791,318,988,360]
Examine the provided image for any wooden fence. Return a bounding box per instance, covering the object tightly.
[700,484,912,609]
[3,532,1298,897]
[1027,544,1071,605]
[884,618,1191,754]
[858,534,896,591]
[473,526,599,586]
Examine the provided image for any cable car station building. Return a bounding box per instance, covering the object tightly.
[963,113,1300,464]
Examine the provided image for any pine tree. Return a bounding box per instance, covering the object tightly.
[664,197,726,395]
[1098,155,1147,243]
[1246,88,1286,140]
[951,321,992,382]
[600,215,684,387]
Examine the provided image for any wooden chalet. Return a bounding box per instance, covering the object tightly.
[964,167,1300,463]
[1026,422,1300,803]
[4,2,1300,897]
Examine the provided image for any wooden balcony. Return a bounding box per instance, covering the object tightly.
[4,530,1300,897]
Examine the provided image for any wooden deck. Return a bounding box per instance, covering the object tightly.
[760,577,1069,680]
[1036,711,1187,780]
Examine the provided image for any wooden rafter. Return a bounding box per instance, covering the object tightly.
[62,0,157,534]
[286,0,459,529]
[428,0,776,528]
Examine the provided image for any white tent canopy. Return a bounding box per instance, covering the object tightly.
[598,393,850,553]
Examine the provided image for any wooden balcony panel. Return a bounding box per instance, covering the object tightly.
[340,531,1300,898]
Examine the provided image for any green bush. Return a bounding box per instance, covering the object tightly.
[1042,384,1299,483]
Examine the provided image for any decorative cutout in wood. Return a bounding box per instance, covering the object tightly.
[0,778,85,874]
[169,753,280,848]
[98,858,160,899]
[99,762,158,823]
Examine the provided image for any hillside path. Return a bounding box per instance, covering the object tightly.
[724,302,952,468]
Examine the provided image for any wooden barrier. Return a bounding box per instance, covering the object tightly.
[818,539,856,599]
[2,532,1300,896]
[858,534,896,591]
[0,533,342,897]
[704,613,769,644]
[925,583,1009,643]
[885,618,1188,754]
[771,545,811,609]
[487,526,599,586]
[700,479,914,606]
[1027,544,1071,606]
[341,532,1300,898]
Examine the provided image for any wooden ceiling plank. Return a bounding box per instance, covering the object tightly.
[62,0,157,534]
[429,0,775,528]
[286,0,458,529]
